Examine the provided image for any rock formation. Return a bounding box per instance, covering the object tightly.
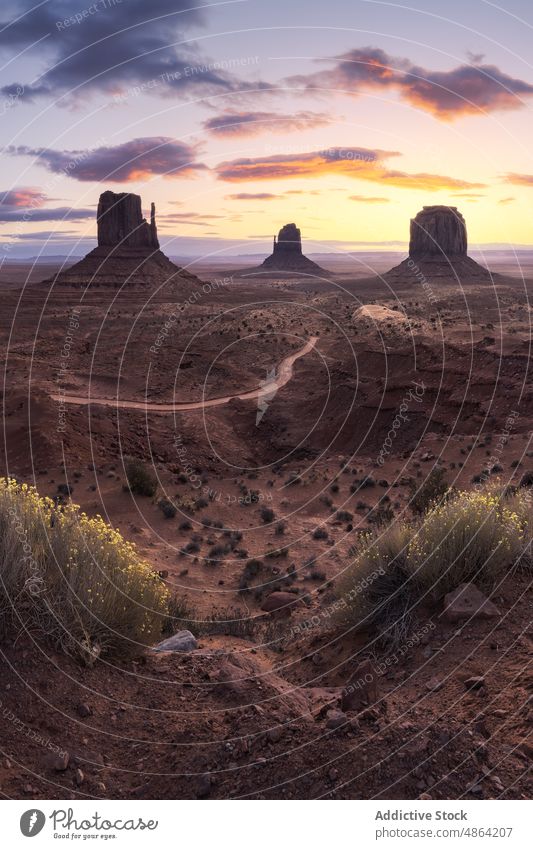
[385,205,490,282]
[45,190,198,289]
[234,223,329,277]
[97,191,159,250]
[260,223,326,274]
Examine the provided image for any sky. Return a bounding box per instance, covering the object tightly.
[2,0,533,258]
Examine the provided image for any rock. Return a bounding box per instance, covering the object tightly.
[74,768,84,786]
[326,709,347,730]
[257,223,327,275]
[97,191,159,250]
[47,750,70,771]
[43,190,201,290]
[442,583,500,623]
[425,677,444,692]
[153,630,198,652]
[267,726,283,744]
[76,702,92,718]
[341,659,379,712]
[328,767,339,780]
[409,206,467,260]
[464,676,486,691]
[195,773,212,798]
[385,206,491,281]
[260,591,297,614]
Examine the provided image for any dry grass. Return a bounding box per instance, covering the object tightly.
[0,478,168,663]
[335,485,531,647]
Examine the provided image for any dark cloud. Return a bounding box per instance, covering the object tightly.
[0,207,93,222]
[215,147,485,191]
[1,230,81,240]
[8,137,206,182]
[158,212,224,222]
[0,1,258,103]
[0,186,93,221]
[288,47,533,120]
[203,110,330,137]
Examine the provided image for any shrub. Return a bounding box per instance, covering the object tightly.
[408,489,524,597]
[158,498,177,519]
[260,506,275,523]
[336,510,353,523]
[162,595,196,635]
[335,486,530,648]
[275,521,287,535]
[0,479,168,662]
[408,467,449,515]
[335,522,414,648]
[125,459,158,497]
[313,527,328,540]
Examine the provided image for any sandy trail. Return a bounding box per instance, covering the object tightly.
[51,336,318,413]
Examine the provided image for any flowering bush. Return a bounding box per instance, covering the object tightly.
[0,478,168,662]
[335,486,529,646]
[408,489,524,596]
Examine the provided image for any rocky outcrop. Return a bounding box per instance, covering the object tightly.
[44,190,199,290]
[260,223,326,274]
[385,205,491,282]
[97,191,159,250]
[234,222,329,277]
[409,206,467,260]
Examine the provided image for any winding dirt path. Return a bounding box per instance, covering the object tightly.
[51,336,318,413]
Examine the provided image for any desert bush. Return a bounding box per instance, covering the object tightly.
[0,479,168,662]
[313,527,328,540]
[158,498,177,519]
[336,486,530,647]
[336,510,353,523]
[162,594,197,635]
[260,506,275,523]
[125,458,158,497]
[335,522,415,648]
[408,489,524,597]
[195,607,257,639]
[408,467,449,515]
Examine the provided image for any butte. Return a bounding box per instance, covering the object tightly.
[44,190,200,290]
[385,206,492,282]
[236,223,329,277]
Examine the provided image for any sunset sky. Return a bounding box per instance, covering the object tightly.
[2,0,533,257]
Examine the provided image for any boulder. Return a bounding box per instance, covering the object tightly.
[260,591,298,614]
[153,629,198,652]
[341,658,379,712]
[326,708,347,730]
[442,583,500,623]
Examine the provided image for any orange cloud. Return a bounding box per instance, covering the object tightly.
[349,195,390,203]
[288,48,533,120]
[504,173,533,186]
[215,148,485,191]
